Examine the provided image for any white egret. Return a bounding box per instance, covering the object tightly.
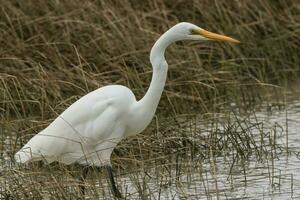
[15,22,239,198]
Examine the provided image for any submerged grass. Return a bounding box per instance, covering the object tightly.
[1,110,294,199]
[0,0,299,199]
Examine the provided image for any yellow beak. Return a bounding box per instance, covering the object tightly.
[193,29,240,43]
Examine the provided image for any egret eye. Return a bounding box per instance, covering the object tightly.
[190,29,197,35]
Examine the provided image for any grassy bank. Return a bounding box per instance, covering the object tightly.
[1,0,299,117]
[0,0,299,199]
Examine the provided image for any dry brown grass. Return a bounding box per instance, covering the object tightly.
[0,0,299,199]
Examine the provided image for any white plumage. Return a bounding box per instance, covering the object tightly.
[15,22,239,168]
[15,85,137,165]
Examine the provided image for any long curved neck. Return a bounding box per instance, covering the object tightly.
[136,31,174,121]
[125,30,178,136]
[128,31,174,134]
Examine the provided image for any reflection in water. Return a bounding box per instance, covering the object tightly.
[1,102,300,199]
[116,101,300,199]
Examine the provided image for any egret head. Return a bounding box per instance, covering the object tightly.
[169,22,240,43]
[150,22,240,65]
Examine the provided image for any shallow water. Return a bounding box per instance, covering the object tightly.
[1,101,300,199]
[115,101,300,199]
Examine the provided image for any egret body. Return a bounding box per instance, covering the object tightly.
[15,22,239,198]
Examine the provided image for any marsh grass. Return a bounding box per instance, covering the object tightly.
[0,0,299,199]
[1,110,293,199]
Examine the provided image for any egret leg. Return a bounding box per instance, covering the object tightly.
[104,165,122,199]
[79,167,89,195]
